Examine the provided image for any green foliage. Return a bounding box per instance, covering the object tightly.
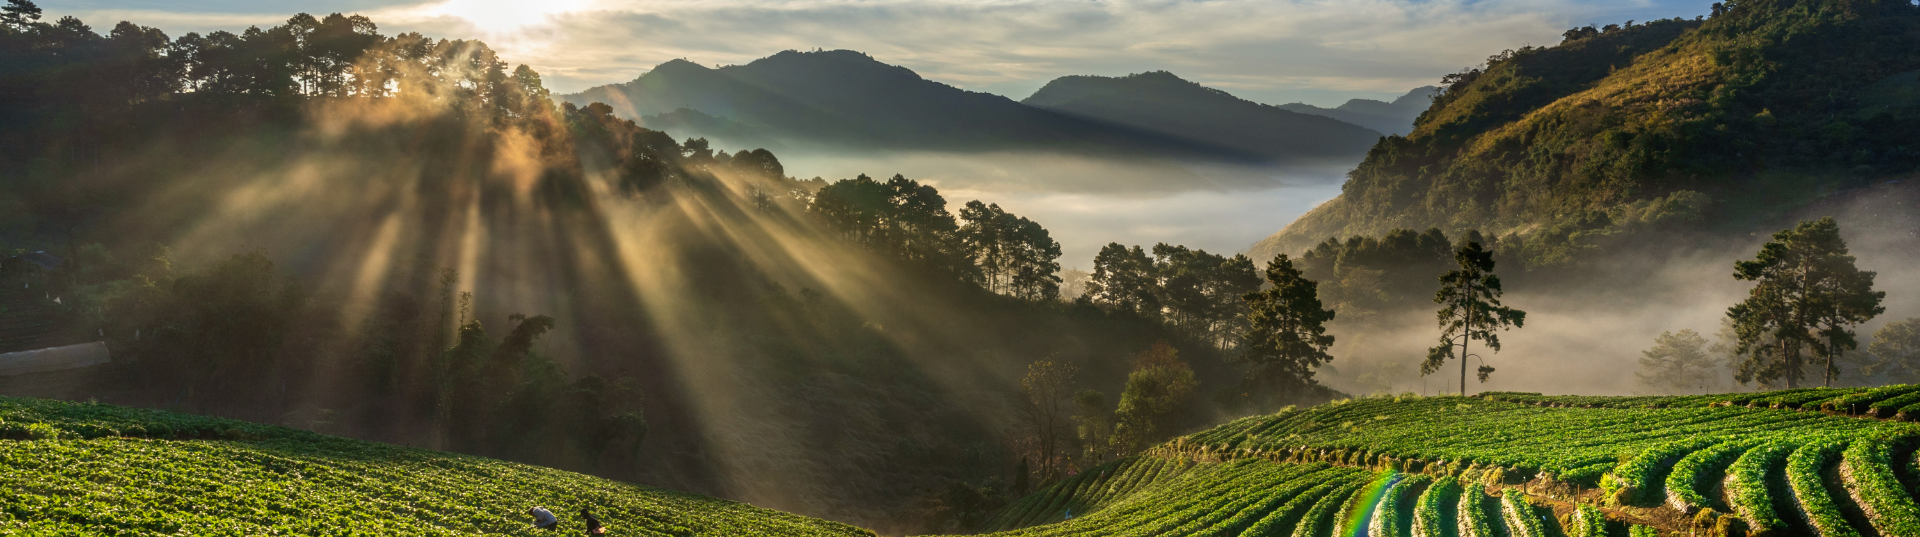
[1113,343,1198,452]
[1456,483,1505,537]
[1636,330,1723,395]
[1723,440,1795,535]
[963,391,1920,537]
[1235,254,1337,407]
[1864,317,1920,382]
[1728,217,1886,388]
[1662,440,1753,512]
[1602,438,1718,507]
[1086,242,1262,345]
[1293,478,1369,537]
[0,397,870,536]
[1297,228,1454,321]
[1371,474,1432,537]
[1413,476,1462,537]
[1838,436,1920,537]
[1568,505,1609,537]
[1499,489,1547,537]
[959,201,1063,301]
[1785,439,1859,537]
[1424,241,1526,393]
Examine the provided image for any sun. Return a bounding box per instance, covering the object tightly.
[430,0,590,34]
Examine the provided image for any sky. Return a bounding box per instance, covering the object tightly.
[44,0,1712,107]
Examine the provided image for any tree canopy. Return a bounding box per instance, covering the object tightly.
[1422,241,1525,394]
[1727,217,1884,388]
[1234,254,1336,408]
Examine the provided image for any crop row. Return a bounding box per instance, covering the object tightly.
[1838,436,1920,537]
[1411,476,1460,537]
[1476,385,1920,417]
[1167,395,1914,487]
[1664,440,1755,512]
[0,437,872,536]
[1602,438,1718,506]
[1785,439,1858,537]
[1456,484,1500,537]
[1499,489,1547,537]
[1370,474,1431,537]
[1723,440,1796,536]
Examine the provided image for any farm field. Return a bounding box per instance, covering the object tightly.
[0,396,874,536]
[954,387,1920,537]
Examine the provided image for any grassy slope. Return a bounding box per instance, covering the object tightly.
[0,397,873,536]
[1252,0,1920,260]
[959,388,1920,537]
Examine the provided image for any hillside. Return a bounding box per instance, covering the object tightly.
[1252,0,1920,262]
[1019,71,1385,165]
[950,387,1920,537]
[1276,86,1439,136]
[561,51,1264,163]
[0,396,873,535]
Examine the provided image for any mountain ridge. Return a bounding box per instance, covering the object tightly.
[1018,71,1386,165]
[561,50,1272,163]
[1274,86,1439,136]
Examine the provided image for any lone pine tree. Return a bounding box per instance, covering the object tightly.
[1423,241,1525,395]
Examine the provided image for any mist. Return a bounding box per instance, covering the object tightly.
[1310,184,1920,398]
[774,150,1350,267]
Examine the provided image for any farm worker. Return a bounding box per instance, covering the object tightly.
[582,508,606,535]
[529,506,559,529]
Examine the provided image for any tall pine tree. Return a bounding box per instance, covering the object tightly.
[1235,254,1336,407]
[1728,217,1883,388]
[1423,241,1524,395]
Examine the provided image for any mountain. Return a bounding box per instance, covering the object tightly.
[1275,86,1438,136]
[562,51,1272,163]
[1251,0,1920,263]
[1017,71,1385,165]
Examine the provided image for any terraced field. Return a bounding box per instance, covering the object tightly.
[960,387,1920,537]
[0,396,874,536]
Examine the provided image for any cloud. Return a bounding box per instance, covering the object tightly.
[52,0,1707,105]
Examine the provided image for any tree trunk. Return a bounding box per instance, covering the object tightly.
[1782,339,1795,390]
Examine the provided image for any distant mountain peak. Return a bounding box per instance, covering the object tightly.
[650,58,710,73]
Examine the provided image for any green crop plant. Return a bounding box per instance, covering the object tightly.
[1839,436,1920,537]
[1723,440,1795,536]
[1456,483,1505,537]
[1498,490,1546,537]
[1785,439,1860,537]
[1371,474,1433,537]
[1567,505,1608,537]
[1664,440,1755,513]
[1411,476,1461,537]
[1603,438,1719,506]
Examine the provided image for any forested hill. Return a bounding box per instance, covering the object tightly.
[562,50,1316,165]
[1018,71,1384,165]
[1251,0,1920,264]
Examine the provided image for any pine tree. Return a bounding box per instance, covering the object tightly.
[1422,241,1525,395]
[1234,254,1336,406]
[1727,217,1884,388]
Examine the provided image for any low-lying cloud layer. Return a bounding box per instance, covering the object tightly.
[54,0,1706,105]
